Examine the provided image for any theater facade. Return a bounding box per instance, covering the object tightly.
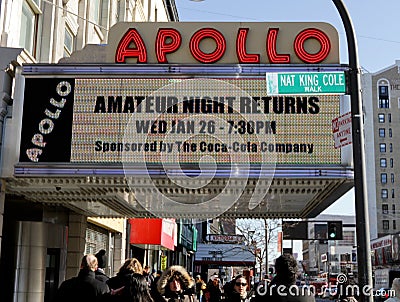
[0,21,353,301]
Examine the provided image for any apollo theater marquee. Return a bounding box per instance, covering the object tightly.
[4,22,353,219]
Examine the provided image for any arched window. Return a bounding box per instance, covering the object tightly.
[377,79,390,108]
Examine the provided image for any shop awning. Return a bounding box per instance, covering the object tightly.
[129,218,177,250]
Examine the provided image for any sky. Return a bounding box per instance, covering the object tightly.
[173,0,397,217]
[175,0,400,73]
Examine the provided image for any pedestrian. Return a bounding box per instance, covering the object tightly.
[95,249,110,282]
[151,270,165,302]
[106,273,154,302]
[157,265,195,302]
[107,258,143,290]
[224,275,251,302]
[144,265,155,287]
[385,278,400,302]
[205,275,222,302]
[195,275,206,302]
[54,254,109,302]
[258,253,315,302]
[335,275,358,302]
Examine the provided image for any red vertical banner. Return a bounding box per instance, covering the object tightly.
[277,231,283,254]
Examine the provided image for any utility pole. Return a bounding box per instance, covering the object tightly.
[331,1,373,301]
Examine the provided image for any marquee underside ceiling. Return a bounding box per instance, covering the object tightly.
[6,166,353,219]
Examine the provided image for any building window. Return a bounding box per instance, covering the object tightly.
[92,0,108,28]
[382,204,389,214]
[393,204,396,214]
[390,158,394,168]
[380,143,386,152]
[64,26,74,57]
[379,98,389,108]
[92,0,102,25]
[382,189,388,199]
[20,0,40,56]
[392,174,395,183]
[390,143,393,153]
[378,84,389,108]
[380,158,387,167]
[378,114,385,123]
[381,173,387,183]
[389,113,392,123]
[394,220,397,230]
[392,189,395,198]
[379,128,385,137]
[389,128,392,137]
[383,220,389,230]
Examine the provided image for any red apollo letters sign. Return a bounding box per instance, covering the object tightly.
[107,22,340,65]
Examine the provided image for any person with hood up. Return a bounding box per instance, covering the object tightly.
[157,265,195,302]
[385,278,400,302]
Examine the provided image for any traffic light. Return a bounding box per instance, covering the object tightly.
[327,221,343,240]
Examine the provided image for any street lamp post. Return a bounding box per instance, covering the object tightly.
[331,1,373,301]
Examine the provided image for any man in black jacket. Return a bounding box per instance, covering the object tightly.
[55,254,110,302]
[95,249,110,282]
[253,254,315,302]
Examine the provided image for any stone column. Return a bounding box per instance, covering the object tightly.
[65,213,87,279]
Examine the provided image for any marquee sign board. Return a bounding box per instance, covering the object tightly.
[83,22,340,65]
[18,21,344,191]
[19,74,341,166]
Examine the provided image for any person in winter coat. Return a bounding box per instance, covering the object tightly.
[54,254,110,302]
[151,270,165,302]
[385,278,400,302]
[107,258,143,290]
[258,254,315,302]
[95,249,110,283]
[334,276,358,302]
[157,265,195,302]
[106,273,154,302]
[195,275,206,302]
[205,276,222,302]
[224,275,251,302]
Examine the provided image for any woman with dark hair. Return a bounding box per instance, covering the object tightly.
[107,273,153,302]
[224,275,251,302]
[125,274,154,302]
[157,265,195,302]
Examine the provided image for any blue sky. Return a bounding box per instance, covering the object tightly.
[175,0,400,73]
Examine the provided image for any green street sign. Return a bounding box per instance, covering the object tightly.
[266,71,346,95]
